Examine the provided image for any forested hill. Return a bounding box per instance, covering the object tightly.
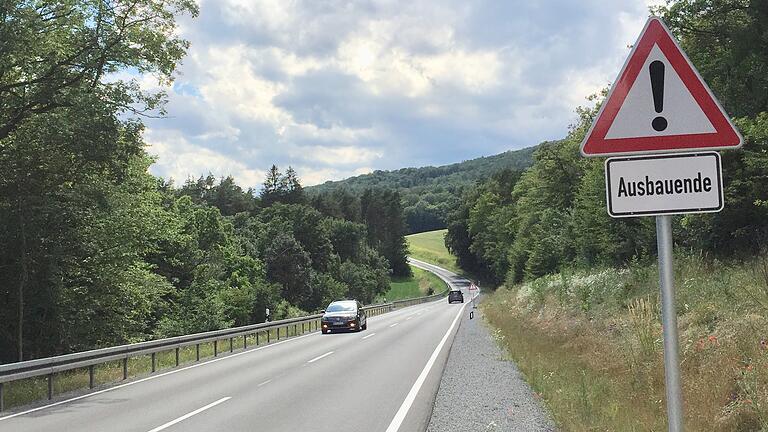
[307,145,540,234]
[446,1,768,286]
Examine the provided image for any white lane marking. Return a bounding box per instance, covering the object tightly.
[362,333,376,340]
[389,323,399,328]
[385,302,467,432]
[146,397,230,432]
[0,331,319,421]
[406,316,413,321]
[0,283,448,422]
[307,351,334,364]
[257,379,272,387]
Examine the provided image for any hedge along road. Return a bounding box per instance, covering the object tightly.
[0,260,475,432]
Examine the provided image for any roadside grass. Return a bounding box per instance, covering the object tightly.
[2,323,320,412]
[483,252,768,432]
[386,265,447,301]
[406,229,460,273]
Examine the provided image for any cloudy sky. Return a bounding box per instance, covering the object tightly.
[142,0,664,187]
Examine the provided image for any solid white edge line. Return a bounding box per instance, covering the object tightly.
[0,331,319,421]
[384,301,467,432]
[361,333,376,340]
[257,379,272,387]
[146,396,230,432]
[389,323,399,327]
[307,351,334,364]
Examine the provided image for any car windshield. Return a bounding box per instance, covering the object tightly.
[326,303,356,312]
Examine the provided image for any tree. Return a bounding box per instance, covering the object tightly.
[0,0,196,361]
[261,165,287,207]
[179,175,258,216]
[0,0,198,141]
[264,233,313,309]
[361,189,411,277]
[283,167,306,205]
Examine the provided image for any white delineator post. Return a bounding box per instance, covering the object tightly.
[656,215,683,432]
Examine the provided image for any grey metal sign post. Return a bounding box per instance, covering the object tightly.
[578,16,744,431]
[656,215,683,432]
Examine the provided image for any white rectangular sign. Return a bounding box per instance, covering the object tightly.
[605,152,723,218]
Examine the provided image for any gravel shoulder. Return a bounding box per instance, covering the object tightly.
[427,298,557,432]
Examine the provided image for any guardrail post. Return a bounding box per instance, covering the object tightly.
[256,332,260,345]
[151,352,156,373]
[277,328,280,341]
[1,382,5,412]
[47,374,53,400]
[302,322,305,334]
[123,357,128,380]
[267,330,270,343]
[243,334,247,349]
[89,365,95,389]
[230,337,234,353]
[294,324,297,336]
[175,347,180,366]
[196,344,200,361]
[214,340,218,357]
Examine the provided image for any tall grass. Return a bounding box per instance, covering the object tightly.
[484,252,768,431]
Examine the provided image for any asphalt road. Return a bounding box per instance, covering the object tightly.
[0,258,474,432]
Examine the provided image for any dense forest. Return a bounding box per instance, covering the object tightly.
[308,146,537,234]
[446,0,768,285]
[0,2,409,363]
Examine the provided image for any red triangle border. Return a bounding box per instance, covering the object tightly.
[581,17,742,156]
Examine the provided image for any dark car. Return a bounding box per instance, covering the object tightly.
[321,300,367,334]
[448,290,464,304]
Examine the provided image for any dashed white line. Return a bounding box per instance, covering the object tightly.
[406,316,413,321]
[257,379,272,387]
[146,397,230,432]
[0,331,319,421]
[389,323,399,328]
[307,351,334,363]
[362,333,376,340]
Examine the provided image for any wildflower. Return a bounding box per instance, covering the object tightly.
[695,338,706,351]
[708,335,718,343]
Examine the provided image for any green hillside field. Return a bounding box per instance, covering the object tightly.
[406,229,459,274]
[385,266,447,301]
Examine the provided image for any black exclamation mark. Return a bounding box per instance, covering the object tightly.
[650,60,667,131]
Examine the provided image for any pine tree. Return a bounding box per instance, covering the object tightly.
[261,165,285,207]
[284,166,306,204]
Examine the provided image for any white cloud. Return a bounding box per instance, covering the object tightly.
[143,0,661,184]
[146,129,265,187]
[296,145,384,166]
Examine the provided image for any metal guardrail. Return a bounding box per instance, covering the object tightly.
[0,289,448,412]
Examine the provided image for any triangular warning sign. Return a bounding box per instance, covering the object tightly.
[581,17,742,157]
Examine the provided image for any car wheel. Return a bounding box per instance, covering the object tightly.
[322,329,329,334]
[362,321,367,330]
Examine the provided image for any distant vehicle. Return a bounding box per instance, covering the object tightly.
[321,300,367,334]
[448,290,464,304]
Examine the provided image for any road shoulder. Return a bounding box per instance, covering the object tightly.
[426,298,557,432]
